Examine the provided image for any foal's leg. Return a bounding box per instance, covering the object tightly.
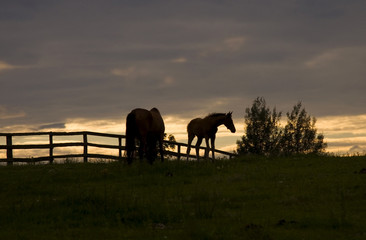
[211,136,216,161]
[186,134,194,161]
[204,137,210,159]
[195,137,203,161]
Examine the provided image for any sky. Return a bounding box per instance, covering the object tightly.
[1,0,366,155]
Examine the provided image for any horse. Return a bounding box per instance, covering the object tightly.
[186,112,236,161]
[125,108,165,164]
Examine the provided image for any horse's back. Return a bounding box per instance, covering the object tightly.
[150,108,165,135]
[129,108,151,133]
[131,108,151,119]
[127,107,164,135]
[187,118,205,136]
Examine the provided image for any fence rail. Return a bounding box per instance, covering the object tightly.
[0,131,236,165]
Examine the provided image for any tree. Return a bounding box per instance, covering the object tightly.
[236,97,282,155]
[153,133,176,159]
[237,98,327,156]
[280,102,327,154]
[163,133,176,151]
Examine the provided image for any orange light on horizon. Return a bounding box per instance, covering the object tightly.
[1,114,366,155]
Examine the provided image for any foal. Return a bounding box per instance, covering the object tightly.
[186,112,236,161]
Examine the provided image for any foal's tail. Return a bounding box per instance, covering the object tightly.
[126,111,137,164]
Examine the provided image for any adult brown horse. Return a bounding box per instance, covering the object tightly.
[187,112,236,161]
[125,108,165,164]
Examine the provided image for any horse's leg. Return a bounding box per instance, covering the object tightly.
[126,139,132,164]
[126,134,136,164]
[138,141,144,161]
[139,136,147,161]
[147,137,156,164]
[186,134,194,161]
[211,136,216,161]
[204,137,210,159]
[127,148,133,165]
[195,137,203,161]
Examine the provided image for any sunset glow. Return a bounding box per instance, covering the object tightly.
[2,113,366,158]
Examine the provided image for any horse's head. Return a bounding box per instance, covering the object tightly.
[224,112,236,133]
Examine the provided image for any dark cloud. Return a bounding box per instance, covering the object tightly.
[1,0,366,129]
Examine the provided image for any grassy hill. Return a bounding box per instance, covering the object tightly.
[0,155,366,240]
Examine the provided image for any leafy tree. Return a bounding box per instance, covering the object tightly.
[237,98,327,156]
[154,133,176,159]
[280,102,326,154]
[163,133,176,151]
[236,97,282,155]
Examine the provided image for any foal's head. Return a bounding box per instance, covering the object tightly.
[224,112,236,133]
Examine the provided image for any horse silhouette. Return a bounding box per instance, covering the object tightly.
[125,108,165,164]
[187,112,236,161]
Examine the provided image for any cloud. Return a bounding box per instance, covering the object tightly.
[0,61,21,72]
[304,47,366,69]
[64,118,124,133]
[305,50,339,68]
[0,106,26,120]
[162,76,175,86]
[171,57,187,63]
[317,114,366,134]
[348,145,366,154]
[199,36,246,57]
[316,114,366,154]
[38,123,66,130]
[111,67,137,78]
[223,37,246,51]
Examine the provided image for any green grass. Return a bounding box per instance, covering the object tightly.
[0,155,366,239]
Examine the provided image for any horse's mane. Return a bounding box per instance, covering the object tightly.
[205,113,226,119]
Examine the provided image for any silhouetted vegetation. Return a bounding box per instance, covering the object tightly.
[281,102,326,154]
[236,97,282,155]
[163,133,176,151]
[237,97,327,156]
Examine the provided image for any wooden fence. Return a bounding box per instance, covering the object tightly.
[0,131,237,165]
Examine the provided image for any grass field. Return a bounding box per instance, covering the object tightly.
[0,155,366,240]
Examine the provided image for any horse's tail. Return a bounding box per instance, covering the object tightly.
[126,111,137,164]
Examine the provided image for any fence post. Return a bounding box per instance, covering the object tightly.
[118,137,122,161]
[6,134,13,166]
[49,133,54,164]
[83,133,88,163]
[177,144,181,161]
